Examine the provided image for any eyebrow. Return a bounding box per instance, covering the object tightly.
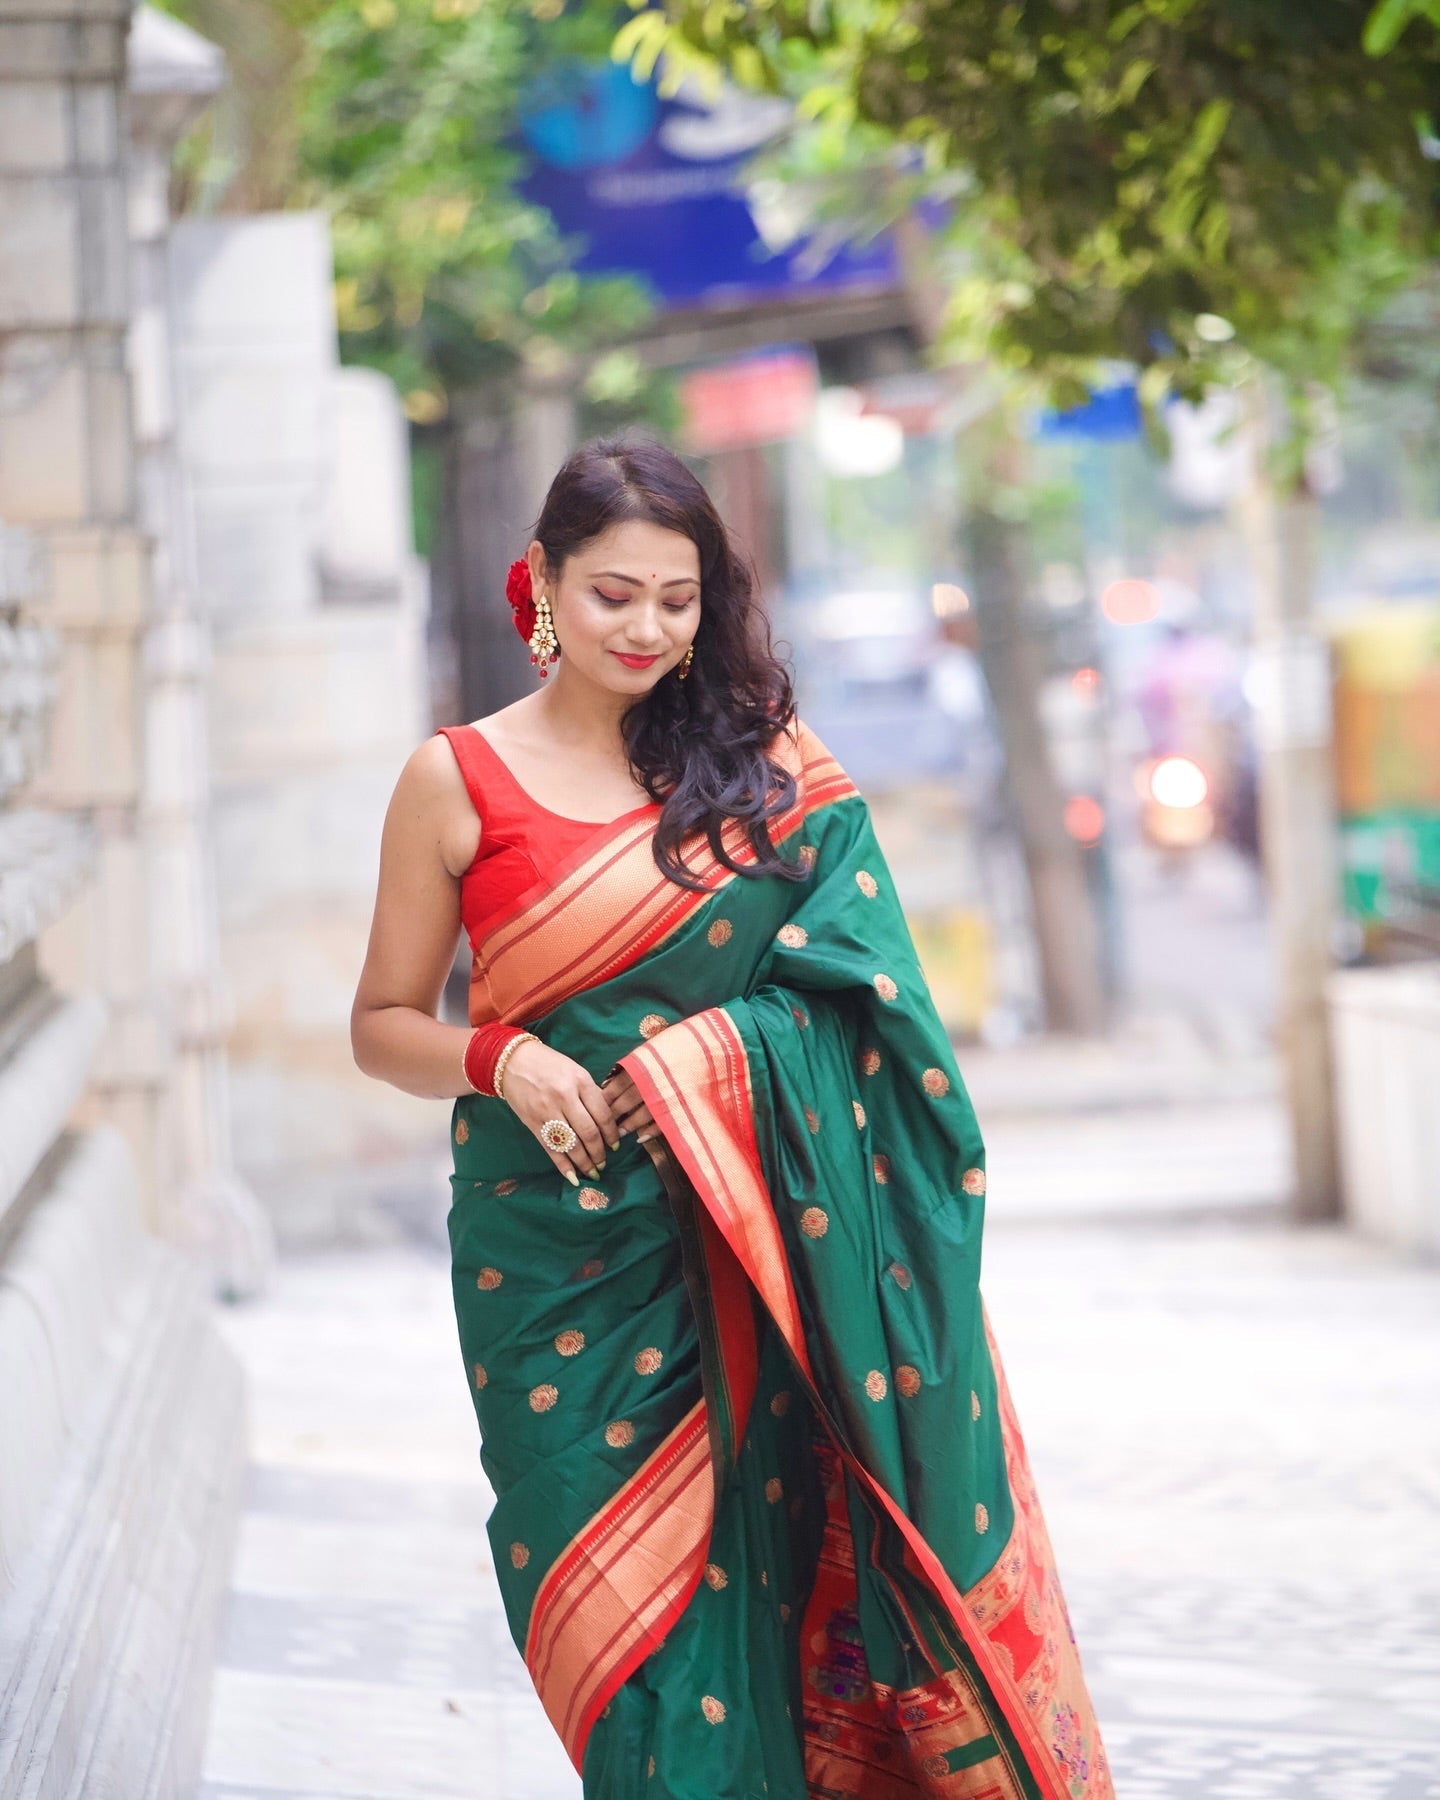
[593,570,699,589]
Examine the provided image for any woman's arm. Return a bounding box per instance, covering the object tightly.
[350,735,479,1099]
[350,735,635,1175]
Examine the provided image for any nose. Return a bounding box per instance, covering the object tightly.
[622,605,667,650]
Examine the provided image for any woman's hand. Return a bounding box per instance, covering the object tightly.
[501,1040,622,1184]
[599,1067,657,1146]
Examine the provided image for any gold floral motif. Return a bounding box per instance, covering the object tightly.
[776,922,809,948]
[971,1389,982,1420]
[799,1206,828,1238]
[779,1602,791,1622]
[476,1266,503,1290]
[510,1542,530,1569]
[707,917,733,947]
[473,1362,488,1390]
[578,1187,609,1211]
[852,1099,866,1128]
[634,1346,663,1375]
[922,1753,949,1779]
[454,1117,470,1145]
[872,1153,891,1185]
[769,1390,791,1417]
[764,1477,783,1504]
[864,1369,888,1401]
[855,869,879,898]
[921,1067,951,1098]
[529,1383,558,1412]
[788,1496,805,1519]
[704,1562,728,1590]
[889,1261,912,1289]
[639,1012,669,1038]
[803,1106,820,1134]
[860,1047,882,1076]
[798,843,818,870]
[896,1364,922,1396]
[554,1329,585,1356]
[975,1502,990,1534]
[648,1756,656,1778]
[961,1166,987,1195]
[873,972,898,1002]
[760,1568,769,1584]
[700,1695,727,1724]
[605,1419,635,1448]
[791,1004,810,1028]
[494,1177,518,1196]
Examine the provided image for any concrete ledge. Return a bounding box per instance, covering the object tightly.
[0,989,106,1228]
[0,1125,248,1800]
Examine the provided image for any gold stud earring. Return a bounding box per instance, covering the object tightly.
[677,644,695,680]
[529,593,559,677]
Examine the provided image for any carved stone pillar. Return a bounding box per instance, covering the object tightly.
[128,2,274,1293]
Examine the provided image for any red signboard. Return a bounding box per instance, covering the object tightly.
[680,352,818,454]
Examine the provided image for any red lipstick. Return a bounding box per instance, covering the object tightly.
[611,652,661,668]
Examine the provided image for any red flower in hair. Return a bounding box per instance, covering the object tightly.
[506,557,536,643]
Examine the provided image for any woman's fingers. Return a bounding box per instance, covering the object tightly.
[600,1070,648,1132]
[578,1076,622,1152]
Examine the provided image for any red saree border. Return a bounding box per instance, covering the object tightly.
[524,1397,713,1773]
[622,1009,817,1386]
[469,722,858,1027]
[619,1008,1111,1800]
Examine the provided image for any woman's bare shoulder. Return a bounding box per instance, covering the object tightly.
[396,730,480,877]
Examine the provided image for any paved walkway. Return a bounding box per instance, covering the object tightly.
[195,1194,1440,1800]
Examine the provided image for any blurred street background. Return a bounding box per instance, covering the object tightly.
[2,3,1439,1797]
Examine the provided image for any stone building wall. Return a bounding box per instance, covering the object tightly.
[0,5,248,1791]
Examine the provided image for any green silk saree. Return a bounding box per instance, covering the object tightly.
[447,720,1111,1800]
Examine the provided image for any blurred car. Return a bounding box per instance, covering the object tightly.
[786,584,979,790]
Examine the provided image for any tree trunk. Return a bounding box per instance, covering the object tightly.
[966,440,1109,1035]
[1234,384,1341,1221]
[891,203,1107,1034]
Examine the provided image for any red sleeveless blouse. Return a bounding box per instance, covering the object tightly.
[435,724,658,947]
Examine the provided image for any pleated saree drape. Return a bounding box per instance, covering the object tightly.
[446,720,1112,1800]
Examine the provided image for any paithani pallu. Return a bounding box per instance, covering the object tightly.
[447,719,1112,1800]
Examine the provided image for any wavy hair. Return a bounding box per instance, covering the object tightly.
[530,434,806,892]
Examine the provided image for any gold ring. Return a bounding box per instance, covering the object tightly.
[538,1117,579,1155]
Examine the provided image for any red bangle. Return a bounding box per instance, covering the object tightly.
[463,1022,529,1097]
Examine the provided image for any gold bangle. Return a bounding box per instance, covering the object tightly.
[493,1031,539,1102]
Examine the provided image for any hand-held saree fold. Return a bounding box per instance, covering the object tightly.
[447,720,1111,1800]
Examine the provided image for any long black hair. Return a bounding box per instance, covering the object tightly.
[531,433,807,893]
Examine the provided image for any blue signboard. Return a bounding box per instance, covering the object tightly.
[1035,382,1142,442]
[516,59,900,310]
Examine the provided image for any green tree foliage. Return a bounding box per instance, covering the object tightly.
[165,0,675,428]
[622,0,1440,418]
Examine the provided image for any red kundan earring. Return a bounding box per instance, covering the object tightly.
[507,557,558,676]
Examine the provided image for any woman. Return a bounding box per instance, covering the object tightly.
[351,437,1111,1800]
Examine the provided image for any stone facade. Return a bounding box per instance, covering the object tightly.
[169,214,435,1244]
[0,6,247,1793]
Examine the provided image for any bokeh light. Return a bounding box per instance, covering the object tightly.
[1064,794,1106,844]
[1150,756,1209,809]
[1099,578,1160,625]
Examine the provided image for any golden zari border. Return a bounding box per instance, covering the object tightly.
[621,1007,817,1387]
[524,1398,712,1774]
[471,721,856,1026]
[617,1007,1112,1800]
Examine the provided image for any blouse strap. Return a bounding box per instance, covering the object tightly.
[434,724,494,825]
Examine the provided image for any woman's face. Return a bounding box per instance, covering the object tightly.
[530,518,701,694]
